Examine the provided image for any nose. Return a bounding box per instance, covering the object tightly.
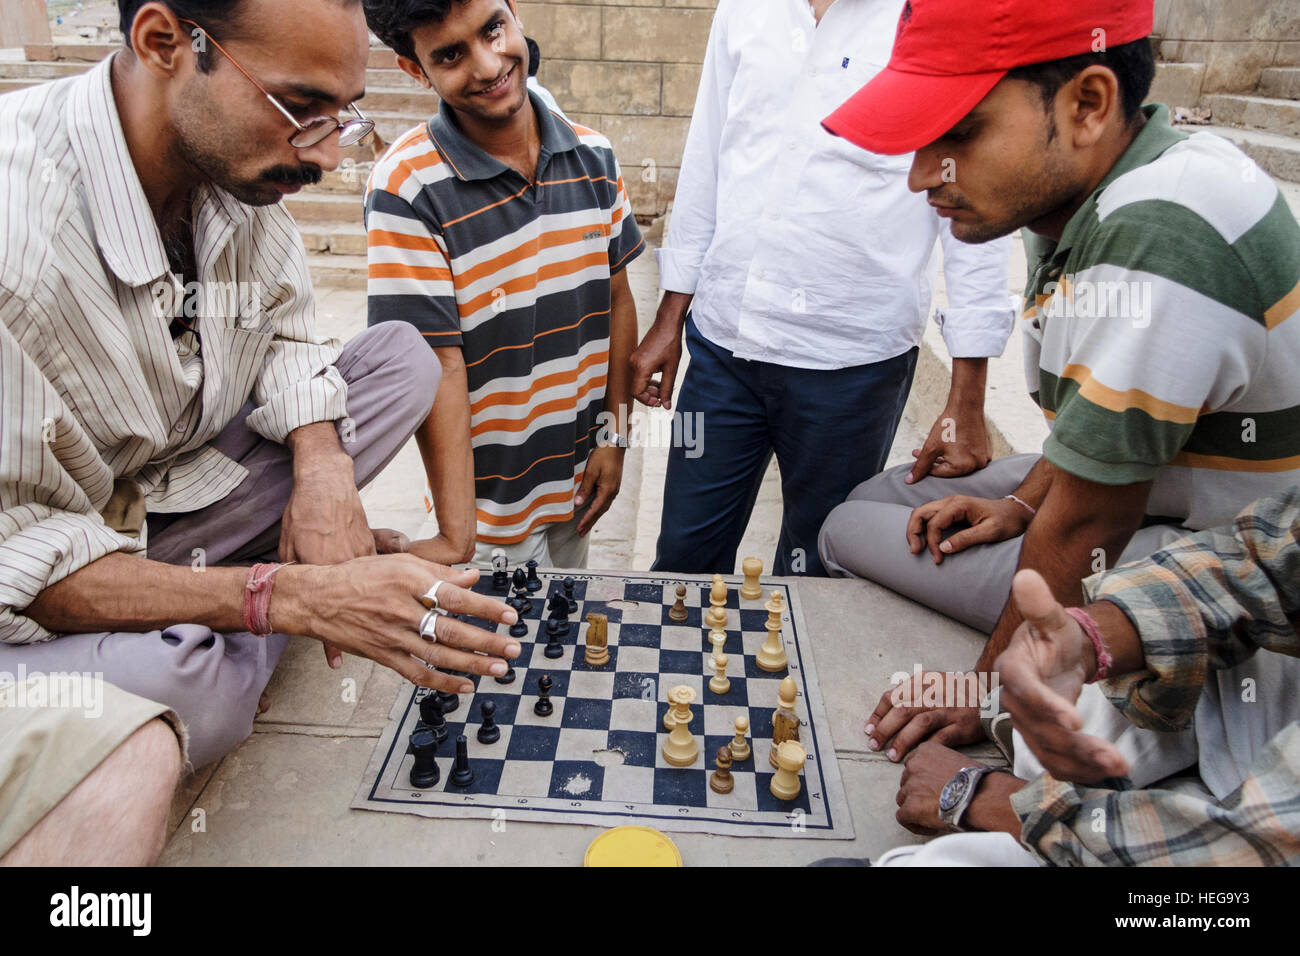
[297,131,341,173]
[908,144,945,194]
[470,38,503,83]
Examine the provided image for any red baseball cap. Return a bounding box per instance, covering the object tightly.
[823,0,1153,155]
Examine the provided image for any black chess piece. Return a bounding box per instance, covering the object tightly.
[449,734,475,787]
[509,606,529,638]
[494,659,516,684]
[435,688,459,715]
[525,559,542,592]
[409,728,441,789]
[418,692,449,745]
[544,629,564,659]
[534,673,554,716]
[491,560,509,592]
[511,566,528,594]
[476,700,500,744]
[563,576,577,614]
[545,593,570,643]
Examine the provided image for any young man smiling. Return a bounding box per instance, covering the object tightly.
[363,0,643,568]
[817,0,1300,789]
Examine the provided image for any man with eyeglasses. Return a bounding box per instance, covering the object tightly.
[0,0,519,865]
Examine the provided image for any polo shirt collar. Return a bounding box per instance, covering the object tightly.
[427,88,580,182]
[67,55,255,288]
[1051,103,1187,260]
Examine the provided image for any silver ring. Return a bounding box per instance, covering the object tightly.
[418,608,441,643]
[420,580,449,614]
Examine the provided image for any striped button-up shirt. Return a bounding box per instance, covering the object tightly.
[0,56,347,645]
[1012,487,1300,866]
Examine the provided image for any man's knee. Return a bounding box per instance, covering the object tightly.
[354,321,441,424]
[845,462,913,505]
[819,500,868,578]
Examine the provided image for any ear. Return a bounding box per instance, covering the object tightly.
[396,54,433,89]
[127,2,191,79]
[1067,65,1121,149]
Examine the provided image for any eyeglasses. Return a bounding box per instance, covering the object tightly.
[178,18,375,149]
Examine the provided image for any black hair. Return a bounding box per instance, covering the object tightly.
[119,0,358,72]
[1006,37,1155,129]
[526,36,539,77]
[363,0,473,62]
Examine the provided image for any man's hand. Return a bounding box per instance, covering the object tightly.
[996,570,1131,782]
[907,494,1031,564]
[865,671,985,761]
[895,741,974,834]
[279,558,521,695]
[908,404,993,484]
[282,424,374,668]
[630,291,690,409]
[575,446,624,537]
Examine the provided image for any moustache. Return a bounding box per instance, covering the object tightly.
[262,164,324,187]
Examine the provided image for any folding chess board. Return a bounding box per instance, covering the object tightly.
[353,571,855,839]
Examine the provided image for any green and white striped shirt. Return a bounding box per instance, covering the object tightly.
[1022,104,1300,531]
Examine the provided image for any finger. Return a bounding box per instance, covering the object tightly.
[1000,667,1085,732]
[322,641,343,669]
[1011,568,1072,635]
[629,355,654,402]
[577,481,616,537]
[658,355,679,412]
[865,685,901,742]
[881,710,945,762]
[380,650,444,691]
[906,501,940,554]
[936,522,1003,557]
[907,440,943,485]
[574,466,599,510]
[927,456,973,479]
[926,502,965,564]
[1019,726,1131,783]
[411,571,514,624]
[869,702,920,756]
[416,640,511,680]
[429,616,521,660]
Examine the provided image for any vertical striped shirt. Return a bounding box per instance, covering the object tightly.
[0,56,347,645]
[365,91,643,545]
[1022,104,1300,531]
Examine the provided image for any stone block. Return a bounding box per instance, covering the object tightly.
[1202,40,1278,93]
[517,2,603,61]
[540,59,661,115]
[662,62,703,115]
[603,8,713,63]
[1147,61,1206,106]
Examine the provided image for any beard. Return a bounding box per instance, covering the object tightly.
[171,75,323,207]
[938,148,1087,245]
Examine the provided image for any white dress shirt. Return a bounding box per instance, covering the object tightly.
[658,0,1014,369]
[0,57,347,644]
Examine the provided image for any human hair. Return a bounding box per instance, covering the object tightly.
[1006,37,1155,129]
[118,0,358,72]
[363,0,472,62]
[526,36,539,77]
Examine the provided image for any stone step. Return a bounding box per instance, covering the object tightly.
[1259,67,1300,101]
[1202,93,1300,139]
[306,253,366,291]
[0,60,92,79]
[299,221,368,257]
[283,191,364,224]
[1149,61,1205,108]
[1188,123,1300,184]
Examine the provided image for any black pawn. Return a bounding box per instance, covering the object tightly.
[534,673,554,716]
[494,659,516,684]
[435,688,459,715]
[525,559,542,592]
[477,700,500,744]
[409,728,441,788]
[544,625,564,659]
[509,610,529,638]
[563,576,578,613]
[449,734,474,787]
[418,692,449,745]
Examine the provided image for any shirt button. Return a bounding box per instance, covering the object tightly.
[787,139,798,151]
[174,422,187,433]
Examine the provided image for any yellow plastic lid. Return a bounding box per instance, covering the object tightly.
[584,826,683,867]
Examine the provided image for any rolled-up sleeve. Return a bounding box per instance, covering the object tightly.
[243,206,348,443]
[0,305,143,645]
[934,223,1015,358]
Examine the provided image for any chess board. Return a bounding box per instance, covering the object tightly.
[353,571,854,840]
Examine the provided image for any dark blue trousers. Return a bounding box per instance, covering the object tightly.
[652,317,918,577]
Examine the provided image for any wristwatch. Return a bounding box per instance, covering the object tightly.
[938,765,1013,832]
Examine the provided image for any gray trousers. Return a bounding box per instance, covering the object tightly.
[818,455,1189,634]
[0,322,439,769]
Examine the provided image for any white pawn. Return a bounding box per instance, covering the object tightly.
[770,740,806,802]
[710,652,730,694]
[730,715,750,762]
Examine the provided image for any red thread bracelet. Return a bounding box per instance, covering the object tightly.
[244,563,292,637]
[1065,606,1112,682]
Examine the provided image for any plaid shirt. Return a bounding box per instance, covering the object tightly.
[1011,486,1300,866]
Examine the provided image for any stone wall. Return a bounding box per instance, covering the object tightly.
[519,0,717,221]
[1154,0,1300,93]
